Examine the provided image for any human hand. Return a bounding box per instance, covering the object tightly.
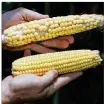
[2,70,82,104]
[2,7,74,55]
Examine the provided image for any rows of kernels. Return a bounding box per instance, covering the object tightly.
[12,55,100,76]
[12,50,102,76]
[14,56,97,72]
[3,14,103,47]
[13,55,90,70]
[12,71,46,76]
[58,61,98,74]
[12,50,92,67]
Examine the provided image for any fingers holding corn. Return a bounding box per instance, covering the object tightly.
[41,36,74,49]
[3,35,73,53]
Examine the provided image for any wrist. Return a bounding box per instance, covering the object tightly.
[2,94,11,104]
[2,84,13,104]
[2,79,18,104]
[2,81,24,104]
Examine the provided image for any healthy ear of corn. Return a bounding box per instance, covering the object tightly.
[3,14,104,47]
[12,50,102,76]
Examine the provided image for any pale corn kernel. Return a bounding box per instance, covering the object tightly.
[90,25,95,29]
[33,24,40,29]
[28,29,32,34]
[29,33,34,38]
[39,26,47,31]
[22,35,27,40]
[49,21,54,25]
[22,25,27,29]
[57,27,62,32]
[38,20,45,24]
[26,34,31,39]
[71,25,76,29]
[34,32,39,36]
[48,29,53,33]
[60,23,64,27]
[13,40,18,45]
[43,34,49,40]
[48,33,53,38]
[27,39,32,43]
[11,36,18,40]
[6,37,12,42]
[93,21,98,26]
[50,24,59,29]
[61,18,66,22]
[62,27,66,30]
[73,20,77,24]
[45,22,50,26]
[28,25,33,29]
[31,29,35,33]
[4,30,9,35]
[93,25,97,28]
[68,22,72,25]
[16,24,22,29]
[11,26,17,30]
[79,20,83,23]
[34,33,41,41]
[23,30,28,35]
[7,32,16,37]
[41,36,46,40]
[54,20,59,24]
[64,23,69,27]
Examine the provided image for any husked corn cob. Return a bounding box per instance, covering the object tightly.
[3,14,104,47]
[12,50,102,76]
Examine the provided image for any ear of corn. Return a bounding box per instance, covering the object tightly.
[12,50,102,76]
[3,14,104,47]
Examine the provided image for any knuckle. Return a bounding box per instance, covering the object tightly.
[9,80,16,92]
[17,7,27,14]
[32,78,43,90]
[45,86,54,97]
[18,7,25,10]
[36,81,44,89]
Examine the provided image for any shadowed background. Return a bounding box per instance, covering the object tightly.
[2,2,104,104]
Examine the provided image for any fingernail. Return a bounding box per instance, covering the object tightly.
[61,40,69,48]
[52,70,58,77]
[42,41,48,46]
[68,36,74,44]
[24,49,31,56]
[75,72,83,76]
[44,15,49,18]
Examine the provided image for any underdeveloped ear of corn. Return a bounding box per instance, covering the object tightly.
[3,14,104,47]
[12,50,102,76]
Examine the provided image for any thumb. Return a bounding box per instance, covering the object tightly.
[2,76,13,85]
[24,49,31,56]
[2,76,13,81]
[40,70,58,89]
[19,7,49,21]
[45,72,83,97]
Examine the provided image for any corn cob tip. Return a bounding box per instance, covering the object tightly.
[2,35,5,44]
[97,15,104,28]
[92,50,103,62]
[93,50,100,55]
